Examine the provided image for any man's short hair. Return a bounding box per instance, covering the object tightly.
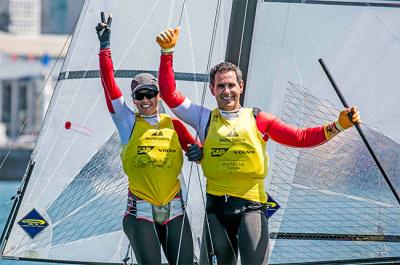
[209,62,243,85]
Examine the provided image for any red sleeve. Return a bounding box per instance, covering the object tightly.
[172,118,200,152]
[158,53,186,108]
[99,48,123,113]
[256,111,327,147]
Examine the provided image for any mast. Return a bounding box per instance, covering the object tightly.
[225,0,258,104]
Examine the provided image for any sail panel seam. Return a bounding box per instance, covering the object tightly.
[271,256,400,265]
[264,0,400,8]
[270,232,400,242]
[58,70,209,82]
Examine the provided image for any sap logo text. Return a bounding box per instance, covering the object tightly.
[211,148,230,157]
[137,146,155,154]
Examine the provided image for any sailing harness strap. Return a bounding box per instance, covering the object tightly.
[125,191,184,225]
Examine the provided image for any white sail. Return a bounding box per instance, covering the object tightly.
[246,0,400,263]
[2,0,400,264]
[1,0,232,263]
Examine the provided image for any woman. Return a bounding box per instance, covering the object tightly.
[96,13,200,264]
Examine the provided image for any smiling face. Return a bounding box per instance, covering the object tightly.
[133,89,160,116]
[210,70,243,111]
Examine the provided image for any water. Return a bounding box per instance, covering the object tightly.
[0,181,42,265]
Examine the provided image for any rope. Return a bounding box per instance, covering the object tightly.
[122,243,131,264]
[178,0,187,26]
[237,0,249,67]
[0,195,16,212]
[175,2,192,263]
[175,0,223,264]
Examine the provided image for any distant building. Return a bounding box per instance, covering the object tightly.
[8,0,41,35]
[65,0,84,29]
[41,0,84,34]
[0,1,9,12]
[0,0,10,31]
[0,33,68,143]
[0,56,60,141]
[3,0,84,35]
[41,0,66,34]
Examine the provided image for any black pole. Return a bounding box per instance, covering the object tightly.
[318,58,400,206]
[225,0,258,105]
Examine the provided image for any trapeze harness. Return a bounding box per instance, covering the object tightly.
[120,113,193,265]
[121,113,184,224]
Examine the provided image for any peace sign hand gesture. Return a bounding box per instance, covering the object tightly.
[95,11,112,49]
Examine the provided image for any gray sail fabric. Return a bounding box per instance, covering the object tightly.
[246,1,400,264]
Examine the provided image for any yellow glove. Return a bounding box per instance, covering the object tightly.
[156,27,180,53]
[336,106,361,130]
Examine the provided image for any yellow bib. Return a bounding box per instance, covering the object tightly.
[202,108,269,203]
[121,114,183,206]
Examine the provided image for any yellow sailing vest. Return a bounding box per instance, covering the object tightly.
[202,108,269,203]
[121,114,183,206]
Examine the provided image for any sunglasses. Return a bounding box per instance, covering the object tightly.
[132,90,158,100]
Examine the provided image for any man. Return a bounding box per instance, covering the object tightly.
[156,27,361,265]
[96,14,200,264]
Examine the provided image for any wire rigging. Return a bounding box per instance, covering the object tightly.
[237,0,249,67]
[175,0,223,264]
[174,1,197,264]
[0,197,14,212]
